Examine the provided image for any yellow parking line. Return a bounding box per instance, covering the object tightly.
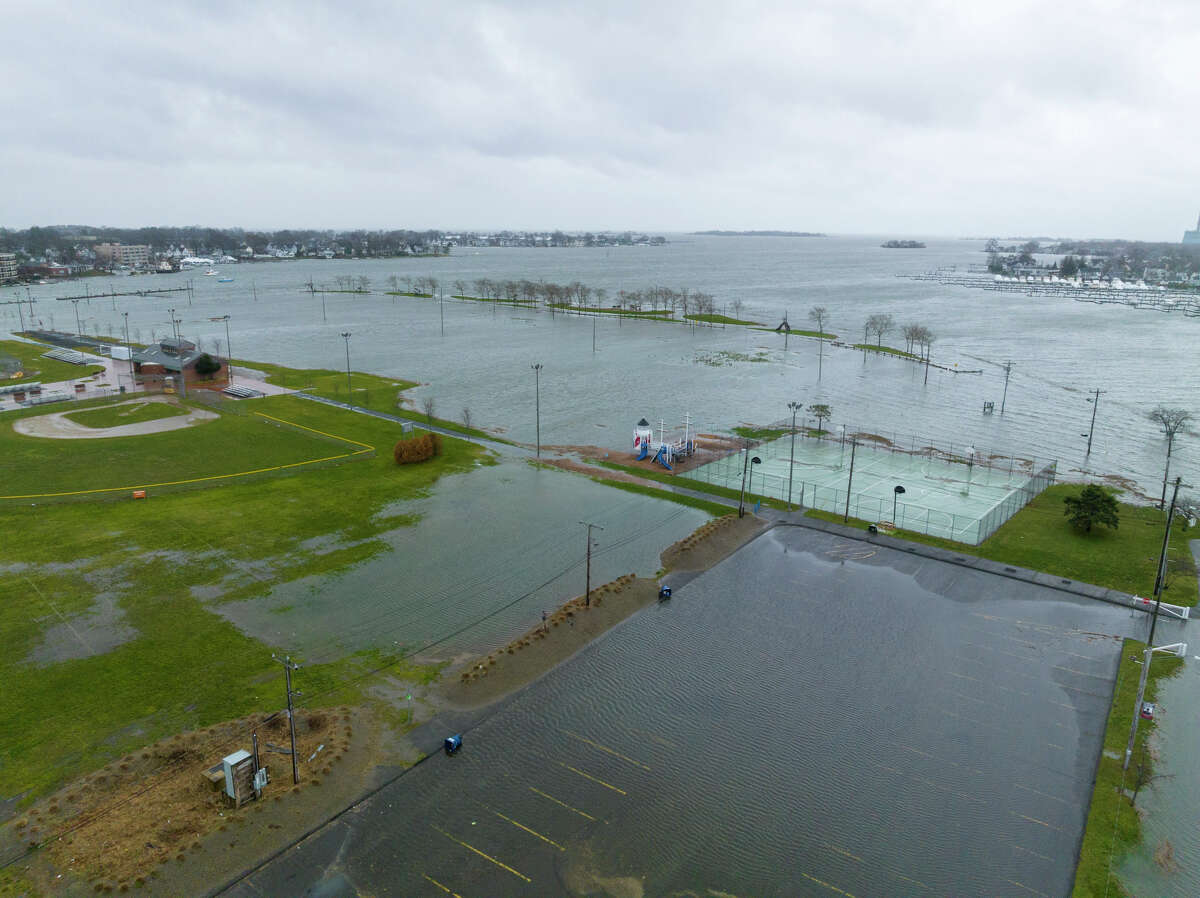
[891,870,931,891]
[800,871,857,896]
[823,843,863,862]
[422,873,464,896]
[1006,878,1051,897]
[1013,813,1062,832]
[490,809,564,850]
[1013,844,1053,862]
[529,786,597,821]
[563,730,651,770]
[1013,783,1074,806]
[430,826,531,882]
[559,762,628,795]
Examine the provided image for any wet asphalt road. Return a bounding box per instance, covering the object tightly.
[221,525,1162,898]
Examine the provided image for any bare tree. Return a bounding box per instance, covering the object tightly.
[356,275,370,292]
[865,313,895,347]
[453,279,467,297]
[462,407,472,430]
[902,323,922,354]
[1150,406,1192,508]
[810,403,832,433]
[422,396,435,424]
[731,298,745,319]
[808,306,829,379]
[917,327,936,384]
[387,275,399,292]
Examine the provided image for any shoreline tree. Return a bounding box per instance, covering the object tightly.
[808,306,829,379]
[1063,484,1120,533]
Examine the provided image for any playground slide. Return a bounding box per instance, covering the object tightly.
[637,443,649,461]
[653,446,673,470]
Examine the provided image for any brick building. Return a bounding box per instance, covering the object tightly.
[132,337,229,388]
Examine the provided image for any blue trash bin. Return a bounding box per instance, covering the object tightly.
[444,734,463,755]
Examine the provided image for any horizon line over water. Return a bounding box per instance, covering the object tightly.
[5,234,1196,505]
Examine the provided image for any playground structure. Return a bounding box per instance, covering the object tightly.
[633,415,698,470]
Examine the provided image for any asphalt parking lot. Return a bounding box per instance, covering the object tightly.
[224,524,1154,898]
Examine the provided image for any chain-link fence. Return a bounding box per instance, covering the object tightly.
[684,425,1057,544]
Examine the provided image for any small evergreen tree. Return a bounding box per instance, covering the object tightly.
[1063,485,1119,533]
[194,353,222,380]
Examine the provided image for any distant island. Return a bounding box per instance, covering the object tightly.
[881,240,926,249]
[694,230,826,237]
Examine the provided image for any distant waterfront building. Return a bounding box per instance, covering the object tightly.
[94,243,152,268]
[0,252,16,284]
[1184,212,1200,245]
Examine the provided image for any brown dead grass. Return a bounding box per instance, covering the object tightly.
[14,708,354,891]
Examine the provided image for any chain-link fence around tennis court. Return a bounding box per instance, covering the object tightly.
[683,428,1057,544]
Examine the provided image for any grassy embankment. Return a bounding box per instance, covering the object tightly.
[549,304,675,319]
[684,313,762,326]
[850,342,921,360]
[384,290,434,298]
[806,483,1197,605]
[1072,641,1183,897]
[753,327,837,341]
[0,389,489,802]
[62,400,188,429]
[0,339,106,382]
[592,459,790,513]
[451,294,535,306]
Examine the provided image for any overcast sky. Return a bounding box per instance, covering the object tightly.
[4,0,1198,239]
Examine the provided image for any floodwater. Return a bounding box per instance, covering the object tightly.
[228,525,1147,897]
[212,458,708,661]
[7,235,1196,504]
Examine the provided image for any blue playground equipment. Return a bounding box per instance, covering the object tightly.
[633,415,697,470]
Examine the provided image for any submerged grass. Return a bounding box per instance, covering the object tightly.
[0,389,490,801]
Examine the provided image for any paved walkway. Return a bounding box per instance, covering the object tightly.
[12,395,217,439]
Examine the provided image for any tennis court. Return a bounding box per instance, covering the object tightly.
[683,431,1056,544]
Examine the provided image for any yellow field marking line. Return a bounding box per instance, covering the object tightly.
[562,730,651,770]
[800,871,856,896]
[1005,878,1052,897]
[0,412,374,499]
[254,411,375,451]
[529,786,597,821]
[558,762,627,795]
[421,873,464,896]
[430,826,530,882]
[488,808,564,850]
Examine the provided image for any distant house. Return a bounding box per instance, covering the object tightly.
[132,337,229,388]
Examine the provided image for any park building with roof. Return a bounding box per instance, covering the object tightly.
[132,337,229,389]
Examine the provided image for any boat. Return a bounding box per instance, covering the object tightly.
[204,269,218,277]
[217,277,234,283]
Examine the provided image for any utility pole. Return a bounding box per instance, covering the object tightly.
[1149,476,1184,648]
[738,442,751,518]
[340,332,352,399]
[71,298,83,336]
[592,317,596,353]
[787,401,802,510]
[843,438,858,522]
[321,290,327,323]
[439,288,445,337]
[168,309,187,398]
[272,654,302,784]
[1000,361,1014,414]
[1084,388,1104,455]
[531,363,543,457]
[580,522,604,606]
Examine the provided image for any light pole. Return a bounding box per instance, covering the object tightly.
[71,299,83,336]
[122,311,134,385]
[787,401,802,509]
[211,314,233,385]
[1000,360,1014,414]
[340,332,352,399]
[531,363,543,457]
[843,438,858,522]
[747,456,762,509]
[892,485,906,524]
[1149,477,1186,648]
[1123,640,1187,771]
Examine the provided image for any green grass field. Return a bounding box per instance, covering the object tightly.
[0,399,354,498]
[806,483,1198,604]
[684,313,762,326]
[62,399,187,429]
[1072,640,1182,897]
[0,339,106,383]
[0,390,490,800]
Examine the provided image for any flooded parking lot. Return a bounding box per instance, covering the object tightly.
[227,524,1146,897]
